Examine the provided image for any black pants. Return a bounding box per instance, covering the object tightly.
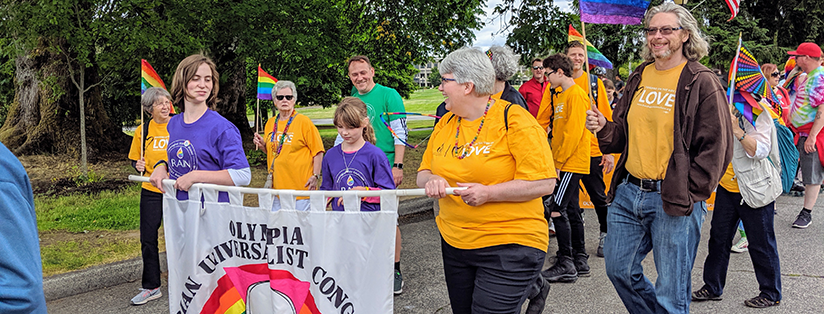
[140,188,163,289]
[701,187,782,301]
[546,171,585,258]
[441,238,545,313]
[581,156,609,233]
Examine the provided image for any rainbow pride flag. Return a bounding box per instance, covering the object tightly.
[579,0,650,25]
[141,59,174,113]
[257,66,278,100]
[568,25,613,69]
[141,59,166,94]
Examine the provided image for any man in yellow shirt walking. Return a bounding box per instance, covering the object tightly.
[536,54,593,283]
[586,3,732,313]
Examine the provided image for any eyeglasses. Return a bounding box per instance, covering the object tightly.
[153,101,171,108]
[532,66,544,70]
[770,72,780,78]
[545,70,557,76]
[441,77,457,84]
[275,95,294,100]
[643,26,683,36]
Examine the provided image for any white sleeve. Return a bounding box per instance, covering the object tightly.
[228,167,252,186]
[743,112,772,160]
[334,134,343,146]
[390,117,408,145]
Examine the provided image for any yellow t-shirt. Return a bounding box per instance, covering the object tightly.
[419,99,556,252]
[263,113,325,199]
[625,62,687,180]
[719,163,739,193]
[574,74,614,157]
[536,84,592,174]
[128,120,169,193]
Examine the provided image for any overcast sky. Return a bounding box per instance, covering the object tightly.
[473,0,574,50]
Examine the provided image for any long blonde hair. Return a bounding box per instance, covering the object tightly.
[334,97,376,144]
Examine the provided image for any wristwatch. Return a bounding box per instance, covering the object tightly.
[393,163,404,169]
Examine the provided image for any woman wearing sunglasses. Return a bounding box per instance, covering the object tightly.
[762,63,792,126]
[253,81,325,211]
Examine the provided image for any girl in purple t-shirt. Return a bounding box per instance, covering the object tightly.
[149,54,251,201]
[321,97,395,211]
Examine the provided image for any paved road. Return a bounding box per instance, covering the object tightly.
[47,194,823,313]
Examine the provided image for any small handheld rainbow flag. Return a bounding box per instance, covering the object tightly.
[141,59,174,113]
[141,60,166,94]
[568,25,613,69]
[257,66,278,100]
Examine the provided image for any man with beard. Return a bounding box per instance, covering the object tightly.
[585,3,732,313]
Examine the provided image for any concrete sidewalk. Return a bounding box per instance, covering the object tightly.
[46,194,824,313]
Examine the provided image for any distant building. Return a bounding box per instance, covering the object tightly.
[413,62,439,88]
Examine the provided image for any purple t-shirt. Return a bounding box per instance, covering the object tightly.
[320,142,395,211]
[166,110,249,201]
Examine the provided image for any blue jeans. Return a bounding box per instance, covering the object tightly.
[604,180,707,314]
[701,187,781,301]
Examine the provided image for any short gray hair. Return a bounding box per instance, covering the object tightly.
[487,45,519,81]
[141,87,172,116]
[642,2,709,62]
[439,47,495,96]
[272,80,298,102]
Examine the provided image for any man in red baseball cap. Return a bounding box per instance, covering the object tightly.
[787,42,824,229]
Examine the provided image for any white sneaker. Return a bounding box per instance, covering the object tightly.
[131,288,162,305]
[731,238,748,253]
[548,220,556,236]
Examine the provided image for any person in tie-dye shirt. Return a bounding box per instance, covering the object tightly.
[787,42,824,229]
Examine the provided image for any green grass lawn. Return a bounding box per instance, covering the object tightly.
[249,87,444,123]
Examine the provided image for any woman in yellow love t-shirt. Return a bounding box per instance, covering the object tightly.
[253,81,325,211]
[126,87,171,305]
[417,48,557,312]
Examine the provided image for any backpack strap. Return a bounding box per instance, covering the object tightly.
[142,120,151,149]
[504,103,513,131]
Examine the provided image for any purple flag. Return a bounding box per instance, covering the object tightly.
[580,0,651,25]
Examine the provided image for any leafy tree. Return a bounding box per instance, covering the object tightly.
[428,66,441,88]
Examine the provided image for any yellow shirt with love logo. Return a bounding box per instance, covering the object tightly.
[263,113,325,199]
[419,99,556,252]
[536,84,592,174]
[574,74,614,157]
[625,61,687,180]
[128,120,169,193]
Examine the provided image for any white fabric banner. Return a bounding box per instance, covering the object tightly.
[161,181,397,314]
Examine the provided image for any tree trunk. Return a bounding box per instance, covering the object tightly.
[0,40,130,160]
[214,53,252,141]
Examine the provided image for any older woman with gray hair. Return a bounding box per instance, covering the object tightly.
[487,45,528,110]
[417,47,557,313]
[127,86,172,305]
[253,81,324,211]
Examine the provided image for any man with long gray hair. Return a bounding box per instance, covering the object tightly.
[585,3,732,313]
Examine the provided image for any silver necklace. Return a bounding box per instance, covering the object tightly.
[342,147,360,187]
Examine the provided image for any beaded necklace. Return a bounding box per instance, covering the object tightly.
[269,110,296,172]
[452,98,492,160]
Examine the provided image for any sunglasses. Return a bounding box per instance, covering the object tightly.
[545,69,557,76]
[770,72,780,78]
[532,66,544,70]
[643,26,683,36]
[441,77,457,84]
[275,95,294,100]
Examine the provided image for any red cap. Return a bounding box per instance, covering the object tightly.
[788,42,822,58]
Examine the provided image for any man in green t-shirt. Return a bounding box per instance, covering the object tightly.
[339,55,408,295]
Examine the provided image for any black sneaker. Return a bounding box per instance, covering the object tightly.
[541,256,578,282]
[792,209,812,228]
[574,254,590,277]
[525,276,550,314]
[691,287,722,301]
[744,295,779,308]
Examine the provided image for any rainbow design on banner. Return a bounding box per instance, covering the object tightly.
[568,25,613,69]
[579,0,650,25]
[200,264,321,314]
[728,41,781,126]
[257,66,278,100]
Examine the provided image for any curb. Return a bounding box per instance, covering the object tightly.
[42,196,434,301]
